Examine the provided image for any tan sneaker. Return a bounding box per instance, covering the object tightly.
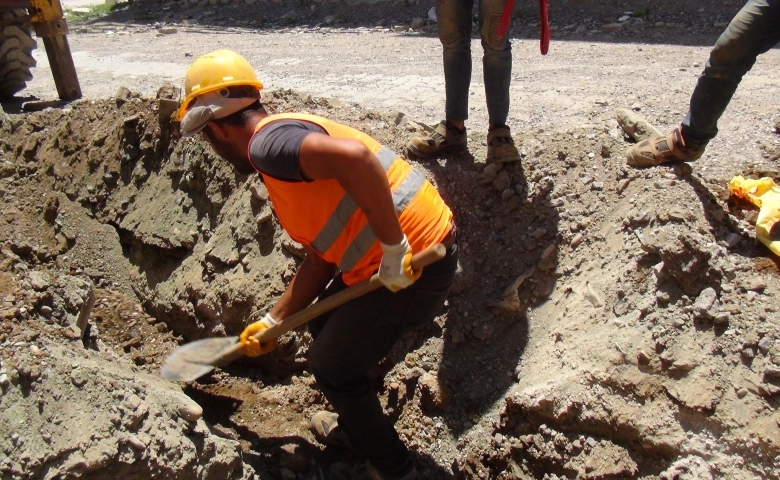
[406,121,466,158]
[626,127,705,168]
[486,127,521,163]
[310,411,353,450]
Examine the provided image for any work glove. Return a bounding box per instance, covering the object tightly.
[239,313,278,357]
[379,234,421,292]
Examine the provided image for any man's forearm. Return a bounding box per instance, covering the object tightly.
[269,252,336,320]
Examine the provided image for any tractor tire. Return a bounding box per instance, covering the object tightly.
[0,9,37,100]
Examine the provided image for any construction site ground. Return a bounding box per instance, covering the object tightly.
[1,0,779,478]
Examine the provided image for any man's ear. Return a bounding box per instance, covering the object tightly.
[206,121,231,141]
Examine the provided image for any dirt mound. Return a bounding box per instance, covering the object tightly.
[1,83,779,480]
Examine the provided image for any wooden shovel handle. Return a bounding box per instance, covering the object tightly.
[215,243,447,366]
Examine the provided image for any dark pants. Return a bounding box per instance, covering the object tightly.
[308,244,458,476]
[682,0,780,147]
[436,0,512,126]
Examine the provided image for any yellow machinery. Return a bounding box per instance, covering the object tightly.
[0,0,81,101]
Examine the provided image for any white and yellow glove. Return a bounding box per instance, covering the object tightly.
[378,234,421,292]
[239,313,278,357]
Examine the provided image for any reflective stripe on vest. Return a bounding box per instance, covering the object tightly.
[309,147,396,255]
[339,164,426,272]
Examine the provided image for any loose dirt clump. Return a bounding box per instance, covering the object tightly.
[1,79,779,480]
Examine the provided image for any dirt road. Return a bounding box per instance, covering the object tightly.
[25,19,779,156]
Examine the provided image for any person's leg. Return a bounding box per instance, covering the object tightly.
[682,0,780,147]
[478,0,512,128]
[477,0,519,163]
[308,248,458,477]
[406,0,472,159]
[436,0,474,124]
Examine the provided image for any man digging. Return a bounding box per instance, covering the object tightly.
[176,49,458,480]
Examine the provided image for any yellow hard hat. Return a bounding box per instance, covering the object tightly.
[177,49,263,120]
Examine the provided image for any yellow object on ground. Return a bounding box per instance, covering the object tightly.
[729,175,780,256]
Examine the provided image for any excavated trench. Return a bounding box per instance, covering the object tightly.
[0,85,779,479]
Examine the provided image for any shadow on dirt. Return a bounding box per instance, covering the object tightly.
[412,150,554,435]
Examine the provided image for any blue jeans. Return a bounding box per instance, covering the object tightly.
[682,0,780,147]
[435,0,512,126]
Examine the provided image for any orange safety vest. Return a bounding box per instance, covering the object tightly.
[251,113,453,285]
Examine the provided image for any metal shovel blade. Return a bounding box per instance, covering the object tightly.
[160,336,239,382]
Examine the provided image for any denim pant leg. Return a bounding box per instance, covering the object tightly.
[307,248,458,476]
[682,0,780,147]
[479,0,512,127]
[436,0,474,121]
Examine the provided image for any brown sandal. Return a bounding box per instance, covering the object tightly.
[626,127,705,168]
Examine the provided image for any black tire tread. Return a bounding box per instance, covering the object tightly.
[0,9,37,100]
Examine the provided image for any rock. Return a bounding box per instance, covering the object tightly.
[758,336,775,355]
[615,108,661,142]
[764,365,780,380]
[70,368,89,388]
[43,195,59,223]
[570,233,583,249]
[741,278,766,292]
[584,282,604,308]
[28,271,51,291]
[281,234,305,259]
[664,371,723,413]
[428,6,436,22]
[479,163,500,185]
[418,372,452,410]
[725,233,742,248]
[211,424,238,440]
[158,27,177,34]
[115,86,132,105]
[493,172,511,192]
[602,23,623,33]
[177,402,203,422]
[693,287,718,319]
[410,17,426,30]
[126,434,147,450]
[250,181,269,202]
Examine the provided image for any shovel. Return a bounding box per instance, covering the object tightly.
[161,243,447,382]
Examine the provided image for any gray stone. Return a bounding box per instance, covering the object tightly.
[725,233,742,248]
[28,271,51,291]
[410,17,426,30]
[115,86,132,104]
[758,336,775,355]
[764,365,780,380]
[693,287,718,319]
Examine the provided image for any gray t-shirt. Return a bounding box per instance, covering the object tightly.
[248,119,326,182]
